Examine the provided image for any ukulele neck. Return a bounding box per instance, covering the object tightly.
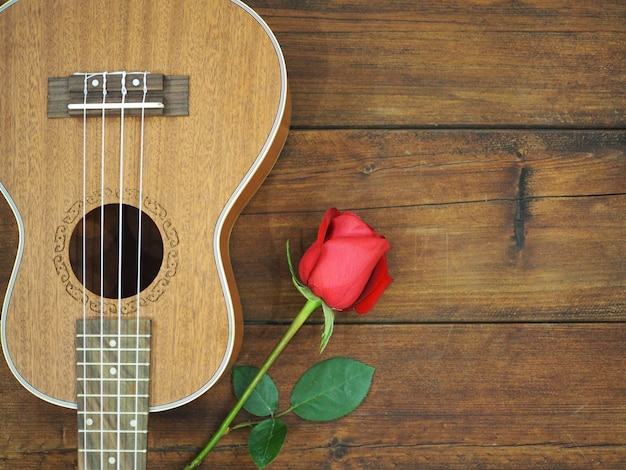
[76,318,152,470]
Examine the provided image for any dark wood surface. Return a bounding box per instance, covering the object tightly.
[1,1,625,468]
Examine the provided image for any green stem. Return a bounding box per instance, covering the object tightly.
[183,298,322,469]
[230,403,296,432]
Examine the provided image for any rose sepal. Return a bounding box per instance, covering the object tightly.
[287,240,335,352]
[320,302,335,354]
[286,240,316,299]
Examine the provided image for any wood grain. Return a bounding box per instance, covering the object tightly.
[2,324,626,468]
[247,0,626,128]
[230,130,626,322]
[1,0,625,469]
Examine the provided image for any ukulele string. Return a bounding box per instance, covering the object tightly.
[99,71,108,470]
[116,71,128,470]
[133,71,149,469]
[81,72,89,470]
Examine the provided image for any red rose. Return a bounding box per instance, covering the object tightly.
[298,208,392,314]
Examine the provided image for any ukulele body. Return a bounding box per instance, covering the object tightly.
[0,0,289,411]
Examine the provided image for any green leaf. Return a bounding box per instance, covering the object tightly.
[233,366,279,417]
[290,357,375,422]
[319,302,335,354]
[248,418,287,469]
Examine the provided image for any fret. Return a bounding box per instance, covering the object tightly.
[76,338,150,349]
[76,318,151,470]
[78,394,150,398]
[76,380,149,397]
[80,378,150,382]
[81,449,148,453]
[76,364,150,367]
[79,430,149,434]
[76,332,150,339]
[76,333,151,352]
[83,449,147,454]
[78,434,150,452]
[77,335,150,343]
[77,348,151,352]
[77,416,148,431]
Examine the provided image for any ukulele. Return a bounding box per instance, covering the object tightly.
[0,0,289,468]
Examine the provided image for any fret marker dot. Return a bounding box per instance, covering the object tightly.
[132,78,141,87]
[130,419,137,428]
[108,456,116,465]
[86,418,93,426]
[109,367,117,375]
[91,79,99,87]
[109,339,117,347]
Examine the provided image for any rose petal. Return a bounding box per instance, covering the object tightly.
[298,208,339,283]
[318,208,341,240]
[306,236,390,309]
[354,256,393,314]
[298,242,321,284]
[327,211,377,239]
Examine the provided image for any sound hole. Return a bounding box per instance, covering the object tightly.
[69,204,164,299]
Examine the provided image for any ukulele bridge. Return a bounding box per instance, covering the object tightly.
[47,72,189,118]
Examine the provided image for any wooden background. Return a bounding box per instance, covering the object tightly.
[1,0,625,468]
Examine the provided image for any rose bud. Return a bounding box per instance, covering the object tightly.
[298,208,393,314]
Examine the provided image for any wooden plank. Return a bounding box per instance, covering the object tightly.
[232,198,626,323]
[228,130,626,322]
[2,323,626,468]
[247,0,626,127]
[241,130,626,211]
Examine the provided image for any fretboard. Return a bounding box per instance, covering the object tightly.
[76,318,152,470]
